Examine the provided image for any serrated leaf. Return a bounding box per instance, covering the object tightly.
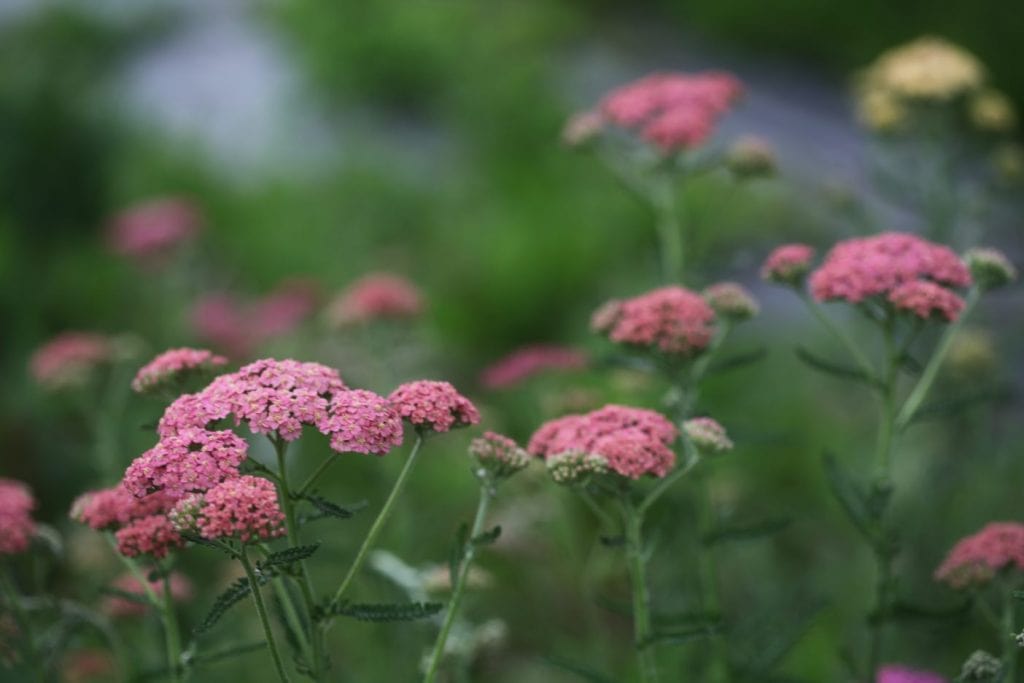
[302,494,367,520]
[822,453,877,545]
[639,623,719,649]
[896,352,924,375]
[908,386,1013,425]
[708,347,768,376]
[471,525,501,547]
[543,656,618,683]
[702,518,791,546]
[449,523,469,588]
[260,543,320,570]
[318,600,443,623]
[179,532,234,554]
[795,347,880,389]
[194,577,257,634]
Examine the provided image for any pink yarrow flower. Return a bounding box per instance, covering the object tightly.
[319,389,404,455]
[876,665,945,683]
[106,197,202,261]
[123,427,248,498]
[173,476,285,543]
[326,273,423,326]
[888,280,965,321]
[935,522,1024,589]
[251,278,320,339]
[131,347,228,394]
[157,391,232,438]
[389,380,480,433]
[115,514,183,559]
[71,485,178,531]
[189,293,253,359]
[761,244,816,284]
[470,431,531,478]
[809,232,971,305]
[480,345,588,389]
[30,332,112,389]
[592,286,716,357]
[0,479,36,555]
[104,572,193,618]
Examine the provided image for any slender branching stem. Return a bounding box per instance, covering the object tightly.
[258,545,313,668]
[799,292,879,382]
[695,469,730,683]
[331,434,425,606]
[423,482,495,683]
[1003,581,1018,683]
[239,546,292,683]
[296,456,338,498]
[622,498,659,683]
[161,570,183,683]
[652,175,685,284]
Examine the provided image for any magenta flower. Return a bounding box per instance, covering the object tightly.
[123,427,248,498]
[809,232,970,305]
[0,478,36,555]
[104,572,193,618]
[592,286,716,357]
[29,332,112,389]
[319,389,404,455]
[888,280,965,321]
[479,345,588,389]
[178,476,285,543]
[389,380,480,433]
[71,485,178,531]
[876,665,945,683]
[326,273,423,326]
[115,514,184,559]
[131,347,228,394]
[106,197,202,262]
[761,244,815,285]
[935,522,1024,589]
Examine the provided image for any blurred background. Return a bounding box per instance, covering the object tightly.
[2,0,1022,681]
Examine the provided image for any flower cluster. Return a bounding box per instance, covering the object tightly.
[320,389,404,455]
[30,332,112,389]
[887,281,965,321]
[596,71,744,153]
[115,515,184,559]
[0,478,36,555]
[592,286,716,357]
[170,476,285,543]
[106,197,202,261]
[860,36,983,104]
[71,485,178,531]
[546,451,610,485]
[682,417,733,453]
[479,345,588,389]
[103,572,194,618]
[876,665,945,683]
[761,244,815,285]
[470,432,531,480]
[123,428,248,498]
[530,405,678,479]
[389,380,480,433]
[934,522,1024,589]
[808,232,971,320]
[131,347,228,394]
[325,273,423,326]
[702,282,759,321]
[964,247,1016,290]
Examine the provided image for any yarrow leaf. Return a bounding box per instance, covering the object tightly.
[640,623,719,649]
[471,525,502,547]
[795,347,881,389]
[194,577,257,634]
[316,600,443,623]
[259,543,321,571]
[822,453,878,546]
[299,493,368,520]
[707,347,769,376]
[179,531,234,554]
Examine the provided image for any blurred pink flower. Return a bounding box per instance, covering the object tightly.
[592,286,716,357]
[326,273,423,327]
[123,427,248,498]
[876,665,945,683]
[0,478,36,555]
[131,347,228,394]
[389,380,480,433]
[320,389,404,455]
[252,278,320,339]
[106,197,202,262]
[190,293,252,358]
[104,572,193,618]
[761,244,815,284]
[71,485,178,531]
[935,522,1024,589]
[888,280,965,321]
[480,345,588,389]
[29,332,112,389]
[115,514,183,559]
[62,649,116,683]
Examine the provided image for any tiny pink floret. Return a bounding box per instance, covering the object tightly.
[320,389,404,455]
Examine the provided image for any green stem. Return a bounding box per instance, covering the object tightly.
[331,435,425,606]
[1004,582,1018,683]
[578,489,617,532]
[239,547,292,683]
[639,451,699,517]
[652,176,685,284]
[296,456,338,498]
[272,437,324,680]
[800,292,879,383]
[894,288,980,431]
[258,544,312,669]
[0,568,45,682]
[161,571,183,683]
[623,499,659,683]
[423,484,494,683]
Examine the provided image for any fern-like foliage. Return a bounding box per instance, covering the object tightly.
[316,600,443,623]
[194,577,260,634]
[259,543,321,571]
[795,347,881,390]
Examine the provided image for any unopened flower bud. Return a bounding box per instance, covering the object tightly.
[703,282,759,321]
[546,451,609,486]
[469,432,530,481]
[683,417,733,454]
[726,135,777,179]
[965,247,1016,290]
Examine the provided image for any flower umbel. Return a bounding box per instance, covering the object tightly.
[389,380,480,433]
[132,347,228,394]
[592,286,716,358]
[935,522,1024,589]
[320,389,404,455]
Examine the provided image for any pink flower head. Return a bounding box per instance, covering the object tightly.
[71,485,178,531]
[30,332,112,389]
[876,665,945,683]
[104,571,193,618]
[888,281,965,321]
[123,427,247,498]
[205,358,347,441]
[189,293,253,358]
[131,347,228,394]
[702,282,759,320]
[252,278,320,339]
[389,380,480,433]
[326,273,423,326]
[528,404,678,479]
[480,345,588,389]
[935,522,1024,589]
[179,476,285,543]
[106,197,202,261]
[320,389,404,455]
[62,649,115,683]
[157,391,232,438]
[470,431,531,478]
[592,286,716,357]
[0,478,36,555]
[115,514,183,558]
[599,71,743,153]
[809,232,971,305]
[761,244,816,285]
